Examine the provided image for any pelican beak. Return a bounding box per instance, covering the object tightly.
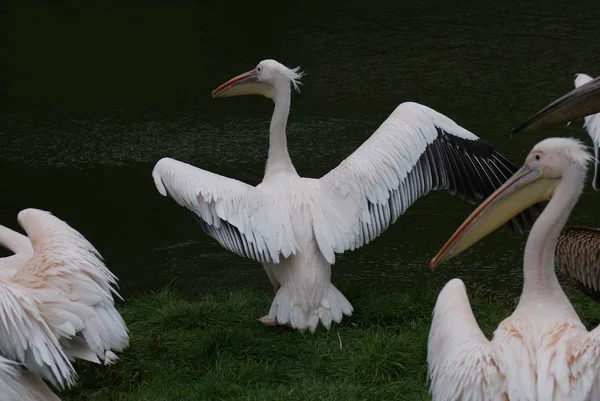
[429,165,559,270]
[511,76,600,135]
[212,69,271,98]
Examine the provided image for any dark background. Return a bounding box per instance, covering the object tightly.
[1,0,599,297]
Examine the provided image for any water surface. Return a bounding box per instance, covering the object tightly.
[1,0,599,299]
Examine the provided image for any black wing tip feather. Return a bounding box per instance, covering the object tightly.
[353,128,540,251]
[435,130,540,235]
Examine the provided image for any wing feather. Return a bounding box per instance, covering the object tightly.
[0,225,32,256]
[540,322,600,400]
[153,157,298,264]
[11,209,128,366]
[428,278,506,401]
[0,225,34,273]
[313,102,538,263]
[0,356,61,401]
[0,279,74,389]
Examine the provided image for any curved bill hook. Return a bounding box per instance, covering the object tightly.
[511,76,600,136]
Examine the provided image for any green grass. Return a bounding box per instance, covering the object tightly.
[58,284,600,401]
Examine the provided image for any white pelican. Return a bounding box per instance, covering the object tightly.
[512,73,600,189]
[0,208,128,396]
[152,59,537,332]
[511,74,600,301]
[0,356,60,401]
[428,137,600,400]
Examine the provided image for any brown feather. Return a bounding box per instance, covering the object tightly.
[556,226,600,301]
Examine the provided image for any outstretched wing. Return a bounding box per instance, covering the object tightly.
[0,356,60,401]
[313,102,537,263]
[152,157,298,264]
[428,278,506,401]
[11,208,128,365]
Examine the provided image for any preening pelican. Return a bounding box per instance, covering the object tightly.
[512,73,600,189]
[428,138,600,400]
[0,209,129,398]
[152,59,537,332]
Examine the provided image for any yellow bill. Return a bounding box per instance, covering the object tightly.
[429,165,559,269]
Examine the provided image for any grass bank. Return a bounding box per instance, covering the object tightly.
[59,284,600,401]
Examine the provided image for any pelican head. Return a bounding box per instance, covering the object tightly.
[212,59,303,99]
[430,137,592,269]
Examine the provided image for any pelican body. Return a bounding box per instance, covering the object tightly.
[153,59,536,332]
[428,138,600,400]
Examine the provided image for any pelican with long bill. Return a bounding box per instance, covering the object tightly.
[152,59,540,333]
[426,138,600,400]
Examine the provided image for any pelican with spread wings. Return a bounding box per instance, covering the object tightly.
[153,59,537,332]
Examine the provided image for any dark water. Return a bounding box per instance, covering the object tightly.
[1,1,599,299]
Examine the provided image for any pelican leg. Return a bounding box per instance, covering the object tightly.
[263,264,280,295]
[259,284,284,325]
[258,315,293,329]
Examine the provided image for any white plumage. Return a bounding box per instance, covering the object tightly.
[428,279,508,401]
[0,224,33,275]
[153,59,535,332]
[0,276,75,388]
[0,356,60,401]
[0,208,129,398]
[428,138,600,401]
[574,74,600,190]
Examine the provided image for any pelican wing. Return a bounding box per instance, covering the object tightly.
[314,102,536,263]
[0,279,74,389]
[0,356,61,401]
[152,157,298,264]
[428,279,506,401]
[11,209,128,365]
[0,225,33,272]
